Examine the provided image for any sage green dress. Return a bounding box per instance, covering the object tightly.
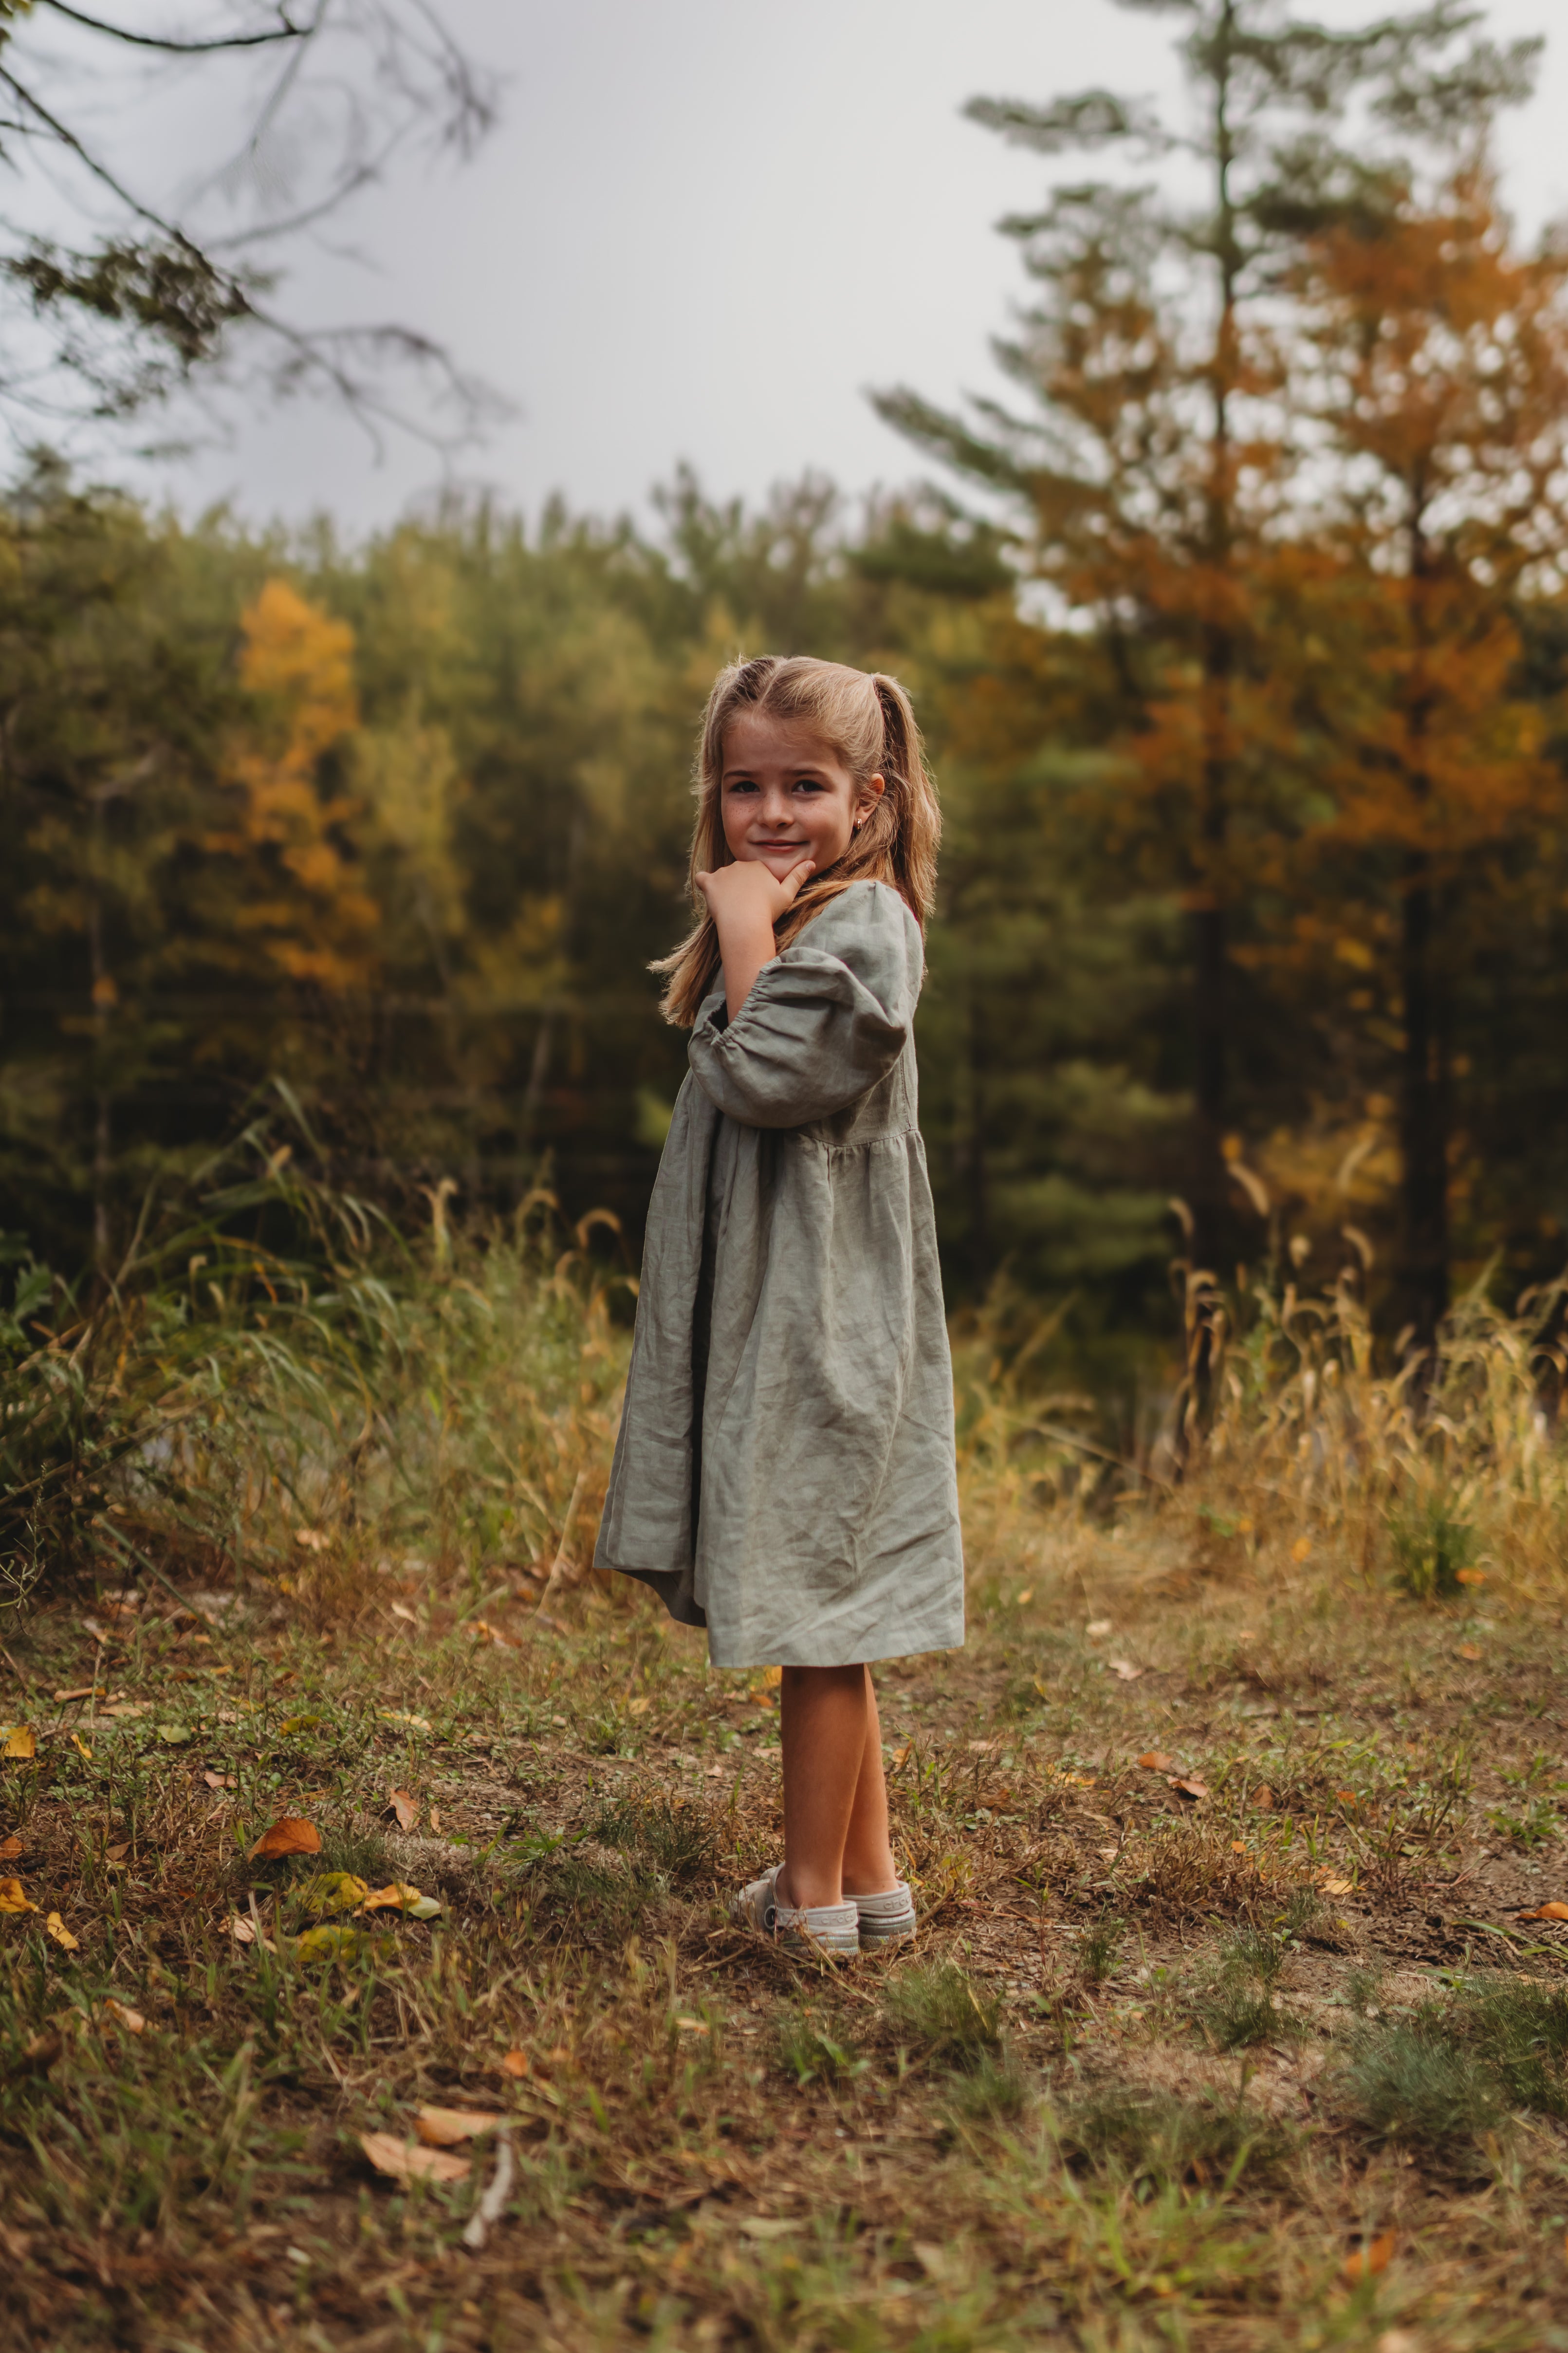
[595,880,964,1668]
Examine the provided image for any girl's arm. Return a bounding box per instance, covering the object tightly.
[695,857,814,1020]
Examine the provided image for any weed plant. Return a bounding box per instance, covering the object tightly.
[883,1961,1001,2069]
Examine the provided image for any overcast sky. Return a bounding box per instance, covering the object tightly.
[99,0,1568,536]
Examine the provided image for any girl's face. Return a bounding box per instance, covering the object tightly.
[719,711,884,884]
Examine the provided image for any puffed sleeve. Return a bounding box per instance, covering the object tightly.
[687,880,922,1130]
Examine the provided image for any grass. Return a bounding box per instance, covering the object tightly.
[12,1206,1568,2344]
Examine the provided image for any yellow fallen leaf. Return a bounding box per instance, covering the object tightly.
[4,1725,36,1759]
[296,1924,362,1963]
[45,1913,78,1952]
[102,1997,145,2034]
[295,1871,369,1918]
[1291,1537,1312,1562]
[1455,1567,1487,1586]
[1015,1586,1034,1605]
[359,1881,425,1914]
[415,2105,504,2146]
[760,1666,782,1689]
[0,1876,37,1914]
[359,2130,469,2186]
[379,1711,432,1732]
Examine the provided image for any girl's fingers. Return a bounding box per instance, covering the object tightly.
[777,860,814,905]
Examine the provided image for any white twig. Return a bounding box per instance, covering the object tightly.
[461,2128,513,2250]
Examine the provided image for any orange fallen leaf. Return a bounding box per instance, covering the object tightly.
[0,1876,37,1914]
[4,1725,36,1760]
[102,1997,145,2034]
[248,1816,321,1861]
[1291,1537,1312,1562]
[203,1771,237,1791]
[1455,1567,1487,1586]
[500,2048,530,2078]
[1015,1586,1034,1605]
[1343,2230,1395,2282]
[1231,1840,1247,1853]
[359,1881,424,1913]
[1169,1777,1209,1801]
[45,1913,78,1952]
[1137,1751,1174,1772]
[0,1834,22,1860]
[1252,1785,1274,1811]
[415,2105,504,2147]
[387,1788,419,1832]
[1519,1902,1568,1922]
[1457,1643,1483,1662]
[360,2130,470,2186]
[52,1686,106,1703]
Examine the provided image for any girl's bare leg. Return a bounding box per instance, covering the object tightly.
[841,1672,898,1897]
[777,1665,898,1908]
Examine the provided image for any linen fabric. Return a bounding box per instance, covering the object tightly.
[594,879,964,1668]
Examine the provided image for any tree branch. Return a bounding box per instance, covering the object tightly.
[34,0,308,54]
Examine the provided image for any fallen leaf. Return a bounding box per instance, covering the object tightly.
[227,1913,257,1944]
[387,1788,419,1832]
[156,1724,191,1746]
[428,1805,442,1833]
[1318,1875,1355,1897]
[1097,1844,1119,1862]
[0,1834,21,1859]
[248,1816,321,1861]
[70,1733,92,1761]
[967,1739,998,1754]
[415,2105,504,2146]
[1231,1840,1247,1853]
[1334,1787,1360,1807]
[103,1840,128,1862]
[626,1696,651,1716]
[22,2030,62,2068]
[1085,1620,1112,1638]
[1519,1901,1568,1922]
[203,1771,237,1791]
[102,1997,145,2034]
[760,1666,782,1689]
[1252,1784,1275,1810]
[379,1711,432,1733]
[1457,1643,1483,1662]
[1169,1777,1209,1801]
[1137,1751,1174,1772]
[1455,1567,1487,1586]
[296,1924,362,1962]
[1015,1586,1034,1605]
[295,1871,370,1918]
[44,1913,78,1951]
[740,2216,798,2242]
[359,2130,469,2186]
[499,2048,530,2078]
[389,1600,418,1624]
[294,1528,329,1553]
[3,1725,36,1759]
[53,1686,106,1703]
[1109,1660,1143,1682]
[0,1877,37,1913]
[675,2015,710,2034]
[1343,2230,1395,2282]
[359,1881,426,1914]
[279,1713,323,1736]
[889,1743,911,1769]
[1291,1537,1312,1562]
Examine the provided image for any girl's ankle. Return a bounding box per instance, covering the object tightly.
[776,1863,844,1910]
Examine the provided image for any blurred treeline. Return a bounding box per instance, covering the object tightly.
[8,150,1568,1414]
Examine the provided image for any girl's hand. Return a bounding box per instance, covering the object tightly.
[694,855,813,927]
[694,856,814,1019]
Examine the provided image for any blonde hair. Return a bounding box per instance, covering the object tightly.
[654,655,941,1027]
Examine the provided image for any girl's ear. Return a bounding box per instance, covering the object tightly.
[853,772,886,832]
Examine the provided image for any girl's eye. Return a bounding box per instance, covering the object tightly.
[793,777,825,792]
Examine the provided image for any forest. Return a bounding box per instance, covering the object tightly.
[10,21,1568,1434]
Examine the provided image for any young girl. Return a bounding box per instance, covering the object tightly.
[595,655,963,1956]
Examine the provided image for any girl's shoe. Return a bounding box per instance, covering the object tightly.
[850,1880,917,1948]
[736,1864,859,1959]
